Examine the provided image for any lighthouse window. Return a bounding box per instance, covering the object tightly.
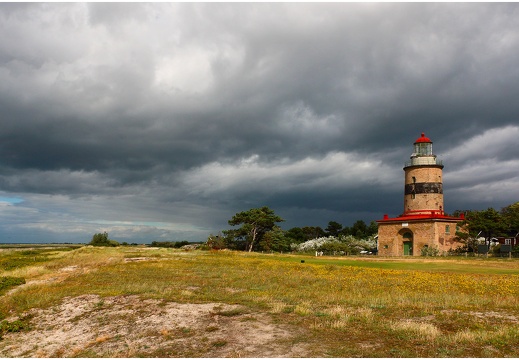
[445,225,450,234]
[415,143,433,156]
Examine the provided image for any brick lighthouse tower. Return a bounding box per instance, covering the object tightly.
[377,133,464,256]
[404,133,444,216]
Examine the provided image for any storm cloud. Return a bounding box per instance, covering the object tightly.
[1,3,519,243]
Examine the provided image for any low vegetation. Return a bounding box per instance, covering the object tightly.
[0,316,31,340]
[0,277,26,296]
[0,248,74,271]
[0,246,518,357]
[150,240,190,248]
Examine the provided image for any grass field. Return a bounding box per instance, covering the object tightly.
[1,246,519,357]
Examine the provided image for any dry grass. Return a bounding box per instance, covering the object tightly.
[1,247,519,357]
[390,320,441,341]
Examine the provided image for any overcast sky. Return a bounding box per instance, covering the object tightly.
[1,3,519,244]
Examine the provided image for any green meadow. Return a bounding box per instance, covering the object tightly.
[1,246,519,357]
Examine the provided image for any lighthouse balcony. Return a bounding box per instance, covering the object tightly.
[404,157,443,168]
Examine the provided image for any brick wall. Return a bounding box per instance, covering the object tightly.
[378,219,463,256]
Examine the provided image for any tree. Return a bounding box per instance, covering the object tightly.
[228,206,284,252]
[340,220,378,238]
[454,208,508,252]
[501,202,519,234]
[301,226,325,241]
[284,227,306,244]
[89,232,119,247]
[258,226,290,252]
[325,221,343,237]
[221,227,250,250]
[351,220,369,238]
[453,221,475,253]
[367,220,378,237]
[468,208,508,245]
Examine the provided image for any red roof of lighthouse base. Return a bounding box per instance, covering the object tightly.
[377,210,464,223]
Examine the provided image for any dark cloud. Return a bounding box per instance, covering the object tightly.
[1,3,519,243]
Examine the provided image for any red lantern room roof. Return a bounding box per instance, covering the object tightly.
[414,132,432,144]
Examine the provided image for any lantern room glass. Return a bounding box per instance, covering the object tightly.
[414,142,432,156]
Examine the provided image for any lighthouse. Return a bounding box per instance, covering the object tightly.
[377,133,464,256]
[404,133,444,216]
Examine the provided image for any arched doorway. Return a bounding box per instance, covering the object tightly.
[399,229,413,256]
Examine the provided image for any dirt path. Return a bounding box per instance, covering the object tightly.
[0,294,309,357]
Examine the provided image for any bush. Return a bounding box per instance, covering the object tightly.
[491,244,501,256]
[175,241,190,248]
[0,317,31,339]
[206,234,228,250]
[421,245,440,256]
[291,236,337,252]
[0,276,26,295]
[0,319,29,332]
[291,235,376,255]
[448,244,470,256]
[150,241,190,248]
[89,232,119,247]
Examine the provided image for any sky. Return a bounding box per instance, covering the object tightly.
[1,3,519,244]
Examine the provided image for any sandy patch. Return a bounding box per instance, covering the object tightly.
[0,294,309,358]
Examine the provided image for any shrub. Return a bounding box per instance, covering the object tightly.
[0,319,28,332]
[89,232,119,247]
[206,233,229,250]
[291,235,375,255]
[448,244,470,256]
[0,318,30,339]
[291,236,338,252]
[0,276,26,295]
[175,241,190,248]
[150,241,190,248]
[420,245,440,256]
[490,244,501,256]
